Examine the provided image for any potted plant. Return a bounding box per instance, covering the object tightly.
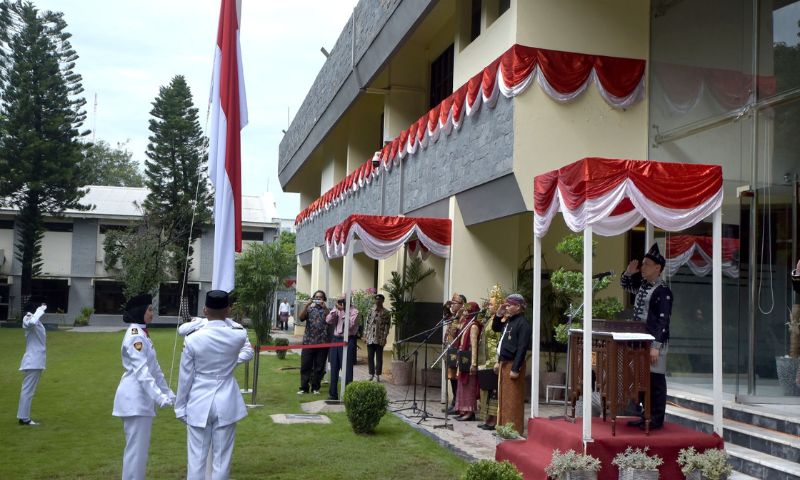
[382,256,435,385]
[611,447,663,480]
[462,460,523,480]
[676,447,733,480]
[545,449,602,480]
[494,422,521,445]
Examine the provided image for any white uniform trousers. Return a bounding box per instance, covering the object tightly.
[187,402,237,480]
[17,369,42,420]
[121,416,153,480]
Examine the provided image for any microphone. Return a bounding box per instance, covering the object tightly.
[592,270,615,280]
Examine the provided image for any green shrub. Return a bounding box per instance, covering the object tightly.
[73,307,93,326]
[274,337,289,360]
[343,380,388,434]
[462,460,522,480]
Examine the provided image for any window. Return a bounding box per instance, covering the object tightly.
[470,0,482,42]
[158,283,199,317]
[0,220,14,230]
[30,279,69,313]
[43,222,73,232]
[241,230,264,241]
[99,224,129,234]
[498,0,510,16]
[429,44,454,109]
[94,281,126,314]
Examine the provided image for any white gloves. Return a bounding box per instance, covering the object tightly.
[158,395,174,408]
[35,305,47,315]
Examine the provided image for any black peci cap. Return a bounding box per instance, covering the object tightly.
[123,293,153,323]
[205,290,230,309]
[644,243,666,269]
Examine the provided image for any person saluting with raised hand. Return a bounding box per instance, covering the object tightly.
[17,296,48,426]
[112,293,175,480]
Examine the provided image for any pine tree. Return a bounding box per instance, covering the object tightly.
[0,1,89,298]
[142,75,211,287]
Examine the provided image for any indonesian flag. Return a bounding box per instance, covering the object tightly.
[210,0,247,292]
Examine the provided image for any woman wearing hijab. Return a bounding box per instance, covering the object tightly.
[112,294,175,480]
[454,302,482,421]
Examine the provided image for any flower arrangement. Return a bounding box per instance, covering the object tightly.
[612,446,663,479]
[677,447,732,480]
[544,449,602,479]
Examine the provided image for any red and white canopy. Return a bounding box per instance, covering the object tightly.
[666,235,739,278]
[533,158,723,238]
[325,215,451,260]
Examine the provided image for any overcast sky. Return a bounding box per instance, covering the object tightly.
[32,0,358,220]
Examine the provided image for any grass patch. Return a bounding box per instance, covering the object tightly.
[0,328,467,479]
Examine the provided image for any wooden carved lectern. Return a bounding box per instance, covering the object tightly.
[567,320,654,435]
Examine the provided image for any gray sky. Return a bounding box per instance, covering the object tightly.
[32,0,357,220]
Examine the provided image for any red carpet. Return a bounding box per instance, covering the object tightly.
[495,417,724,480]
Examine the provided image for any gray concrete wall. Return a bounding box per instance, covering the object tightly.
[295,97,515,254]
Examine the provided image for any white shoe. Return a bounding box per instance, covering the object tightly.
[297,390,307,395]
[18,419,40,426]
[312,390,321,395]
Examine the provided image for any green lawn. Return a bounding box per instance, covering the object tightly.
[0,328,467,479]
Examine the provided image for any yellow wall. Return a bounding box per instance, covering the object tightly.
[448,197,523,304]
[346,94,383,172]
[347,252,376,291]
[454,0,516,86]
[328,256,343,298]
[310,247,328,294]
[296,263,311,297]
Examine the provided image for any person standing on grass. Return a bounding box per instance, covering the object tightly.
[297,290,330,395]
[175,290,254,480]
[112,293,175,480]
[17,296,47,426]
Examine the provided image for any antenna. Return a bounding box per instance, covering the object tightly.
[92,93,97,143]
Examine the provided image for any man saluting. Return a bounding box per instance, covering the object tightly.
[175,290,254,480]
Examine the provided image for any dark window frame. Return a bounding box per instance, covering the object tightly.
[429,44,455,109]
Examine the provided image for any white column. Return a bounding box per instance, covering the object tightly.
[340,242,355,401]
[582,227,593,443]
[712,209,723,435]
[645,221,654,253]
[531,234,542,418]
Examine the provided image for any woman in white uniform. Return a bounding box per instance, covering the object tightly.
[112,294,175,480]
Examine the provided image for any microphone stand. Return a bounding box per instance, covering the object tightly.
[414,318,452,423]
[431,314,478,431]
[391,317,451,414]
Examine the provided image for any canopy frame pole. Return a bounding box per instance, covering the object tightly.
[582,227,594,445]
[712,208,723,435]
[341,241,355,401]
[531,234,542,418]
[442,255,451,404]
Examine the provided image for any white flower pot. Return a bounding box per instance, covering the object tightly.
[618,468,659,480]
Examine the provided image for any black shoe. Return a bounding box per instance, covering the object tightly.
[627,418,644,427]
[643,422,663,431]
[18,419,39,426]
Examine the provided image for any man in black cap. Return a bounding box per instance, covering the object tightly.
[175,289,254,480]
[620,243,673,430]
[17,296,48,426]
[112,293,175,480]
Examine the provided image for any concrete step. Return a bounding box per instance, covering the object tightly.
[667,404,800,480]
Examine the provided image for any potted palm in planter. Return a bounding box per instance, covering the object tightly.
[611,447,663,480]
[545,449,602,480]
[676,447,732,480]
[382,256,435,386]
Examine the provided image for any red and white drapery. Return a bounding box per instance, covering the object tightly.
[666,235,739,278]
[530,157,726,441]
[295,45,646,226]
[533,158,723,238]
[325,214,451,260]
[654,62,776,114]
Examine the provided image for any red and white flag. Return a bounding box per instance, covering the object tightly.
[210,0,247,292]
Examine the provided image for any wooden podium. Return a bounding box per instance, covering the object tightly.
[567,320,654,435]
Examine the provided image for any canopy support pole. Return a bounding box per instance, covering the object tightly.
[712,208,723,435]
[442,255,451,404]
[582,227,594,445]
[531,234,542,418]
[340,242,354,401]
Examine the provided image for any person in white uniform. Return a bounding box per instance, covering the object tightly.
[175,290,254,480]
[112,293,175,480]
[17,296,48,426]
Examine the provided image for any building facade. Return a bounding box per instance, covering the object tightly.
[280,0,799,403]
[0,186,286,326]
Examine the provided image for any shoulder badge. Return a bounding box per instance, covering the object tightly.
[232,325,243,330]
[133,341,143,351]
[131,328,139,334]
